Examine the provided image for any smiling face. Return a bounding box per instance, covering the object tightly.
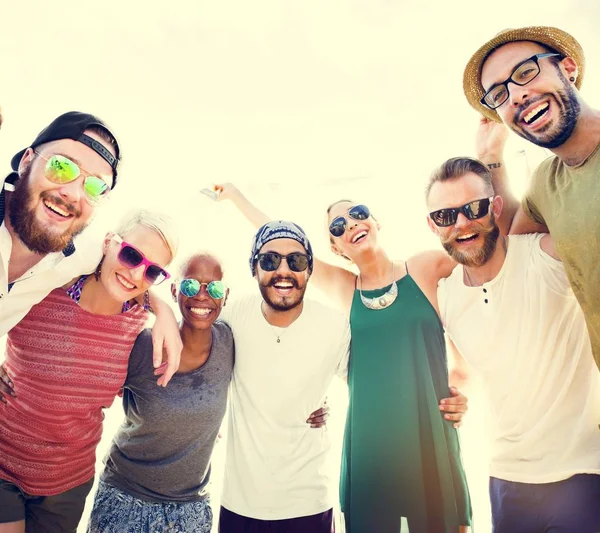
[7,130,115,254]
[427,172,502,268]
[100,224,172,304]
[256,238,309,312]
[327,201,379,261]
[172,255,227,330]
[481,41,580,149]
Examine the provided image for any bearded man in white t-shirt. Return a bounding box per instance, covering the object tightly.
[218,220,350,533]
[426,156,600,533]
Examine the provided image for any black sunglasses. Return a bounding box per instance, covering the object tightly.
[480,53,561,110]
[429,197,494,227]
[329,204,371,237]
[255,252,311,273]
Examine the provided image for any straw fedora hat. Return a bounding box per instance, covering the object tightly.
[463,26,585,123]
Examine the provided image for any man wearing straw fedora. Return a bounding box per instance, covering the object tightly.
[463,27,600,374]
[462,27,600,533]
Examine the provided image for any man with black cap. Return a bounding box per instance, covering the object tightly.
[218,220,350,532]
[463,27,600,375]
[0,112,181,385]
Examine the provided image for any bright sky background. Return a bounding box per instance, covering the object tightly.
[1,2,599,531]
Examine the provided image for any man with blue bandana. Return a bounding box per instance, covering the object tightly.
[218,221,350,533]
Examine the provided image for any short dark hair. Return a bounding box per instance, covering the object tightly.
[426,157,494,200]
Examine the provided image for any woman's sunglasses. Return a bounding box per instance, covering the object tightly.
[112,235,170,285]
[429,197,494,227]
[328,204,370,237]
[35,151,110,205]
[180,279,226,299]
[255,252,310,273]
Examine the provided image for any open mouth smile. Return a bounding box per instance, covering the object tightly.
[272,280,295,296]
[350,230,368,244]
[189,306,215,318]
[455,233,479,244]
[521,101,550,126]
[43,199,73,219]
[116,272,136,291]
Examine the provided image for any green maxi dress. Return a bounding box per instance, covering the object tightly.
[340,273,472,533]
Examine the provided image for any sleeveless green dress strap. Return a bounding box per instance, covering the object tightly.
[340,274,472,532]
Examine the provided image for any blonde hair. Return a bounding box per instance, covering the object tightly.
[115,209,179,265]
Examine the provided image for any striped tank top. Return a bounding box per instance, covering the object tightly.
[0,287,147,495]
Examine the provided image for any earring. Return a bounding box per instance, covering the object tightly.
[94,256,105,281]
[569,76,575,82]
[143,290,154,313]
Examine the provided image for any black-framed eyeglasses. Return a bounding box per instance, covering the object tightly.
[429,197,494,227]
[329,204,370,237]
[480,53,562,110]
[255,252,311,272]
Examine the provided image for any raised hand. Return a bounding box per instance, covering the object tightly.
[212,183,241,202]
[475,116,509,162]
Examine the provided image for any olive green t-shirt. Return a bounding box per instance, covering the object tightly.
[523,142,600,370]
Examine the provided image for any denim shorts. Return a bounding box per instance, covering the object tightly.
[87,480,213,533]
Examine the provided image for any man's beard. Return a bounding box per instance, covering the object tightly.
[511,70,581,149]
[259,275,307,312]
[441,213,500,268]
[8,166,86,254]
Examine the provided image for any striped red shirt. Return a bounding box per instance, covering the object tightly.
[0,288,148,495]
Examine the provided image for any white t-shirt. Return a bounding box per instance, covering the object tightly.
[221,293,350,520]
[0,222,102,336]
[438,234,600,484]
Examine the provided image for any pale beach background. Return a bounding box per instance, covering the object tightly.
[0,1,598,531]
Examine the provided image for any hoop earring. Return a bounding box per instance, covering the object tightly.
[569,76,575,82]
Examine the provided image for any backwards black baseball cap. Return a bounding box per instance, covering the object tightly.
[10,111,121,188]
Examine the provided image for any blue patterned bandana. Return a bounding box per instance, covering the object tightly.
[250,220,314,275]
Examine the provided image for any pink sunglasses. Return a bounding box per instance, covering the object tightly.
[112,235,170,285]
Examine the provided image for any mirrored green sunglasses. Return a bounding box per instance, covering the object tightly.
[35,151,110,204]
[180,279,226,300]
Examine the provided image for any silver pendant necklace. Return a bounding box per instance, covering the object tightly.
[358,263,398,310]
[261,303,288,343]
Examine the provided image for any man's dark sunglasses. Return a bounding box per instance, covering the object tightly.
[429,197,494,227]
[481,53,562,110]
[329,204,370,237]
[255,252,311,272]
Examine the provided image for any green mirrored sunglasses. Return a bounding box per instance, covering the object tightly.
[180,279,226,300]
[35,151,109,204]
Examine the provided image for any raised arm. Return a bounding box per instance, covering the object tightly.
[475,117,548,235]
[475,117,516,235]
[214,183,356,312]
[214,183,271,228]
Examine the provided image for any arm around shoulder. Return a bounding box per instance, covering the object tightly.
[509,203,549,235]
[408,250,456,282]
[447,337,470,390]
